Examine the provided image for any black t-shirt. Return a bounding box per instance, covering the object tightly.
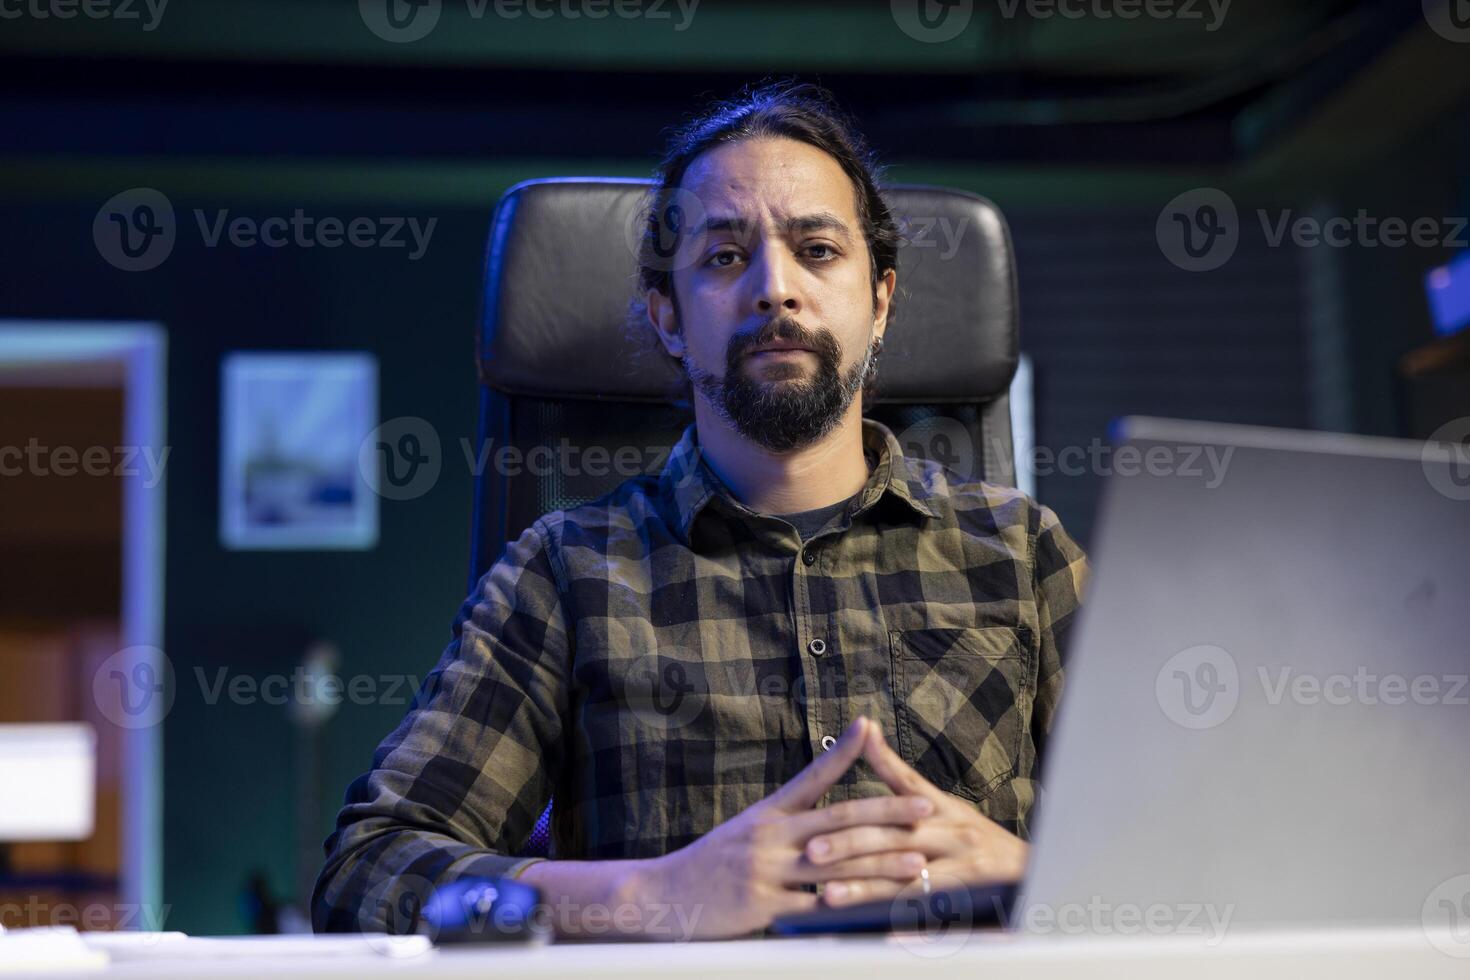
[775,489,861,542]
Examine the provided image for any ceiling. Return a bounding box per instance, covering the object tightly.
[1,0,1467,201]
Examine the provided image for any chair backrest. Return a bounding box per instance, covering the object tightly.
[471,177,1021,589]
[471,178,1021,859]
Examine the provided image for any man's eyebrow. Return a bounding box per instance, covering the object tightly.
[786,212,853,241]
[700,212,854,241]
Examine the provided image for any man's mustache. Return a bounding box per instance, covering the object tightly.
[728,317,838,362]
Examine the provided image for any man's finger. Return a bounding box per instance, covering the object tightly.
[778,793,932,845]
[820,877,910,908]
[787,850,928,885]
[770,887,820,921]
[804,823,939,866]
[766,716,871,812]
[860,721,950,808]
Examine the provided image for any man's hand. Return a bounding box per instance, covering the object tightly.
[633,715,933,938]
[800,722,1029,907]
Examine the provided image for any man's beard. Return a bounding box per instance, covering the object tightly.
[685,314,880,453]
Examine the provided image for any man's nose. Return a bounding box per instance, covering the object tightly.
[749,245,803,316]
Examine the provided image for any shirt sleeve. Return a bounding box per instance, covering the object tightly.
[1030,503,1089,786]
[311,517,571,933]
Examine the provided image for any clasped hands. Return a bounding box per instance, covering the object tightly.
[636,715,1028,939]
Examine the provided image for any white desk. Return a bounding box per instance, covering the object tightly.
[7,926,1465,980]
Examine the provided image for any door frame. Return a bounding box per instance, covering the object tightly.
[0,321,167,924]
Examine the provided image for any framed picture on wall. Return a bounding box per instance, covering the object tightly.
[220,352,378,550]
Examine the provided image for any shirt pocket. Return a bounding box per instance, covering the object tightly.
[889,626,1031,804]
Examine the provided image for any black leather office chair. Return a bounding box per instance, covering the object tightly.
[470,178,1021,858]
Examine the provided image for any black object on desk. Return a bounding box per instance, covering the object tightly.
[419,877,552,945]
[769,881,1016,937]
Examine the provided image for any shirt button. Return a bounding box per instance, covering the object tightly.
[808,638,827,656]
[802,550,817,566]
[821,735,837,751]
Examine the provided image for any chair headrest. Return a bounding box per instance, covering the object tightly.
[479,177,1018,404]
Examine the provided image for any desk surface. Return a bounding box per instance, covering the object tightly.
[12,925,1467,980]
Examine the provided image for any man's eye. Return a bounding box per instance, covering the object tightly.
[706,250,743,268]
[804,244,837,261]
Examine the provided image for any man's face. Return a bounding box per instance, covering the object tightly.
[648,137,894,453]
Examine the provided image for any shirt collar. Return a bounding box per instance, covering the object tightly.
[659,417,944,547]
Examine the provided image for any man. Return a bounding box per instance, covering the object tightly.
[313,81,1088,941]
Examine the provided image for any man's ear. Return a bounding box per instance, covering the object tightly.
[872,267,896,343]
[646,288,685,357]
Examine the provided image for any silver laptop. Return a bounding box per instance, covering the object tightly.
[1019,416,1470,934]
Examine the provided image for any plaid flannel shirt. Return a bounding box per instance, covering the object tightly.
[313,417,1089,932]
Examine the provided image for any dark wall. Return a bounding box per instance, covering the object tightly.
[1331,112,1470,435]
[1,194,491,933]
[1013,208,1312,545]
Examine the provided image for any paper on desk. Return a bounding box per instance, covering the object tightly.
[80,932,434,961]
[0,926,109,973]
